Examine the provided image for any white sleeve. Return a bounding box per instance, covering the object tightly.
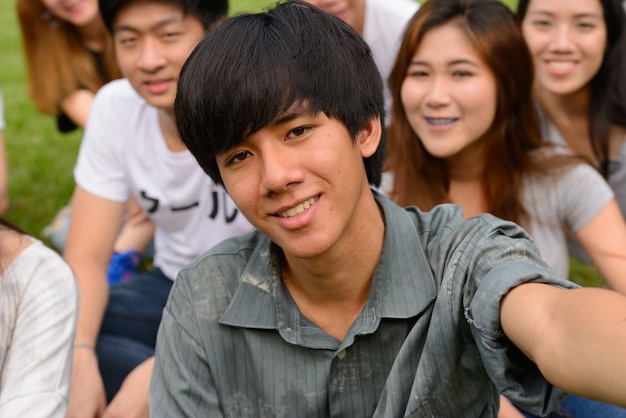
[73,81,132,203]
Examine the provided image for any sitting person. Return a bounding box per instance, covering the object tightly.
[149,1,626,416]
[516,0,626,269]
[18,0,154,285]
[62,0,254,415]
[0,219,77,416]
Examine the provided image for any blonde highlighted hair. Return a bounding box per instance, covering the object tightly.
[17,0,121,115]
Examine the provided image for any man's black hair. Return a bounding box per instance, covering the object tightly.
[99,0,228,32]
[175,0,386,186]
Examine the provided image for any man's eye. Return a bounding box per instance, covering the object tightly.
[287,126,310,139]
[118,37,137,46]
[162,32,182,40]
[226,151,251,165]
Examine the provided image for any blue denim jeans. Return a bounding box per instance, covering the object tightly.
[518,394,626,418]
[95,268,173,401]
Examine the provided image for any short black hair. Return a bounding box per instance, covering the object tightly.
[99,0,228,33]
[175,0,386,186]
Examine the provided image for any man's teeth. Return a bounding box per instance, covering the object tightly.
[280,197,317,218]
[428,118,456,125]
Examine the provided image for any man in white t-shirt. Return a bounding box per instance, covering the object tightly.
[304,0,419,110]
[62,0,254,416]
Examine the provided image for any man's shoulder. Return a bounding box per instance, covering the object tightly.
[170,231,269,319]
[394,199,531,259]
[86,79,155,136]
[93,79,144,108]
[179,231,268,284]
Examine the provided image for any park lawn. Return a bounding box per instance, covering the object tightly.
[0,0,603,287]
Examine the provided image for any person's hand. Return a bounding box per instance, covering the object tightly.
[102,357,154,418]
[123,195,150,226]
[498,396,526,418]
[66,346,107,418]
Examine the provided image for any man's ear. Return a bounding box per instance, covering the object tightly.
[357,115,382,158]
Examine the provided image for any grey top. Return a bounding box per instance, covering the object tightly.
[150,192,574,418]
[522,154,613,277]
[542,119,625,264]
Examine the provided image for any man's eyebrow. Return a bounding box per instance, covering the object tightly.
[271,112,302,126]
[270,105,317,126]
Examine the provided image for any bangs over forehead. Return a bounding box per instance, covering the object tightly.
[175,1,384,184]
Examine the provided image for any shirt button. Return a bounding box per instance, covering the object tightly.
[336,350,347,359]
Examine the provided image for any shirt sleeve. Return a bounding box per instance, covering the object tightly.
[150,274,224,417]
[73,82,131,203]
[437,213,576,415]
[0,242,78,417]
[556,163,614,232]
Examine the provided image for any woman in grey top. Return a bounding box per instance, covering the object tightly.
[517,0,626,265]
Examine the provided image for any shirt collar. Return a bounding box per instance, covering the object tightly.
[220,191,437,338]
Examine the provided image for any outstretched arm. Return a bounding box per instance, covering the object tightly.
[501,283,626,408]
[576,199,626,295]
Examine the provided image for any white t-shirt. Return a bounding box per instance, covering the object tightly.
[74,79,255,280]
[0,239,78,417]
[363,0,419,111]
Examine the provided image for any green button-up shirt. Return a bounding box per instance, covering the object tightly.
[150,192,573,417]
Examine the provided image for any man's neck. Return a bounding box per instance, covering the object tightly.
[158,109,186,152]
[281,192,385,340]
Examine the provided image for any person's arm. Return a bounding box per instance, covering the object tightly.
[113,195,155,254]
[575,198,626,295]
[498,396,525,418]
[63,186,125,418]
[501,283,626,408]
[103,357,153,418]
[59,89,96,130]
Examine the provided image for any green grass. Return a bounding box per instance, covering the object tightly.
[0,0,603,287]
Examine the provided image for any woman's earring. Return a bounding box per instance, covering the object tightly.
[40,10,61,30]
